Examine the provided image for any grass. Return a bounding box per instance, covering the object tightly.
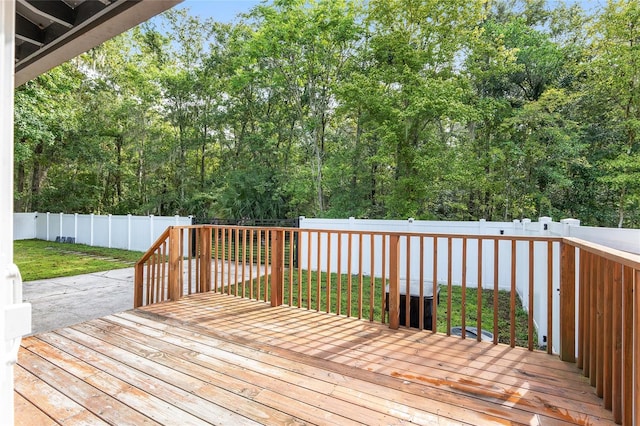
[226,268,536,348]
[14,239,143,281]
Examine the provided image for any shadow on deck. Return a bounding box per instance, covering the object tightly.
[15,292,613,425]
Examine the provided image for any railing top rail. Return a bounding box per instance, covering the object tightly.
[165,224,563,242]
[563,236,640,270]
[135,226,171,266]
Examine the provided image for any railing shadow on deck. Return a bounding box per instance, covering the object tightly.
[134,224,639,425]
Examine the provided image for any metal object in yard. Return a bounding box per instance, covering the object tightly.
[450,326,493,342]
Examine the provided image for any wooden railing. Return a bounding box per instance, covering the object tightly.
[559,238,639,425]
[134,225,638,424]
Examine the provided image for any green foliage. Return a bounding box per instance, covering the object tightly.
[12,0,640,227]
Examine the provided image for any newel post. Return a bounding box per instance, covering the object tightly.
[388,234,400,330]
[560,241,576,362]
[168,227,182,301]
[200,227,212,293]
[134,262,143,308]
[270,229,285,307]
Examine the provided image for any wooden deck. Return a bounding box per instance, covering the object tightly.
[15,292,614,425]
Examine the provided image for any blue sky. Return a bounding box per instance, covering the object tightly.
[175,0,605,23]
[174,0,264,23]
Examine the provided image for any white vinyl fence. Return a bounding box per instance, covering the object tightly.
[298,216,640,351]
[13,212,192,252]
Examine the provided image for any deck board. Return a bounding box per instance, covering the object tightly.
[15,291,614,425]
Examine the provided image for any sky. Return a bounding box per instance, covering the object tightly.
[174,0,605,24]
[174,0,264,23]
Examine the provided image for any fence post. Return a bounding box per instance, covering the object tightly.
[46,212,50,241]
[560,241,576,362]
[59,212,63,240]
[127,214,132,250]
[201,228,212,292]
[388,234,400,330]
[149,214,154,247]
[167,227,181,301]
[90,213,94,246]
[74,213,78,243]
[108,214,112,248]
[270,229,284,307]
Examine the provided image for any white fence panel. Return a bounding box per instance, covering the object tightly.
[111,215,128,250]
[92,215,109,248]
[569,225,640,254]
[76,215,91,246]
[13,213,36,240]
[14,212,192,253]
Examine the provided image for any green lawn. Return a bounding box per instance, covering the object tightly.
[14,239,143,281]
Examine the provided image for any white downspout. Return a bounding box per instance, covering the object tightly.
[1,1,32,424]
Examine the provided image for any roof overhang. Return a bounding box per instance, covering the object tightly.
[14,0,182,87]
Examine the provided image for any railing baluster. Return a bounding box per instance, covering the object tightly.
[288,230,293,306]
[249,229,254,299]
[264,229,273,302]
[227,228,232,295]
[369,234,375,322]
[578,249,586,367]
[358,233,363,320]
[528,240,534,351]
[476,237,482,342]
[589,252,597,384]
[153,248,159,302]
[242,229,247,299]
[297,230,302,308]
[622,266,633,424]
[446,237,452,336]
[316,231,322,311]
[493,239,498,345]
[187,229,193,294]
[432,236,438,333]
[405,235,411,327]
[596,255,605,397]
[547,241,553,355]
[326,231,332,314]
[256,229,261,300]
[560,241,576,363]
[510,239,516,348]
[603,259,613,408]
[419,236,425,331]
[381,235,387,325]
[307,231,312,311]
[388,234,400,330]
[214,228,219,293]
[235,228,240,297]
[161,242,167,300]
[202,228,211,293]
[611,262,622,421]
[337,232,342,315]
[178,228,184,297]
[145,261,151,305]
[221,229,227,295]
[460,237,466,338]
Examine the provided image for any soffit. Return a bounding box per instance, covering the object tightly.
[14,0,182,87]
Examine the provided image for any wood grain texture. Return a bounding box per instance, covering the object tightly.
[15,291,615,426]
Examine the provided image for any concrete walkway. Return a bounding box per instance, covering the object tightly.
[23,260,270,335]
[23,267,135,335]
